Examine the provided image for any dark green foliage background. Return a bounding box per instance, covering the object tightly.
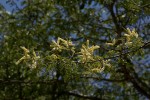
[0,0,150,99]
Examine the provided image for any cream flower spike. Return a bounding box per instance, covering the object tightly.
[78,40,100,62]
[32,50,40,60]
[59,38,74,47]
[131,28,138,38]
[91,67,104,73]
[20,46,29,54]
[124,28,138,42]
[125,28,138,38]
[31,50,40,69]
[127,28,132,35]
[88,45,100,54]
[51,38,62,51]
[52,40,60,47]
[20,46,30,58]
[86,40,90,47]
[15,46,30,65]
[50,37,74,52]
[106,39,116,46]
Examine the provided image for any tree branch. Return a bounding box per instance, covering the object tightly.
[0,79,62,84]
[64,91,103,100]
[80,76,126,83]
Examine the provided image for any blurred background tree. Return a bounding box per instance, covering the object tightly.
[0,0,150,99]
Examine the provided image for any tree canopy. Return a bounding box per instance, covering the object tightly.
[0,0,150,99]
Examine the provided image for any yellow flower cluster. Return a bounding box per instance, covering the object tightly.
[78,40,100,63]
[49,54,58,60]
[31,50,40,69]
[15,46,30,65]
[106,28,139,47]
[90,60,111,73]
[106,39,116,46]
[15,46,40,69]
[91,67,104,73]
[50,37,74,52]
[15,38,114,74]
[124,28,139,46]
[124,28,138,41]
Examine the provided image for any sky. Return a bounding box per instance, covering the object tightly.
[0,0,23,13]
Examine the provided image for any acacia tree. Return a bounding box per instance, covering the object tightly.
[0,0,150,99]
